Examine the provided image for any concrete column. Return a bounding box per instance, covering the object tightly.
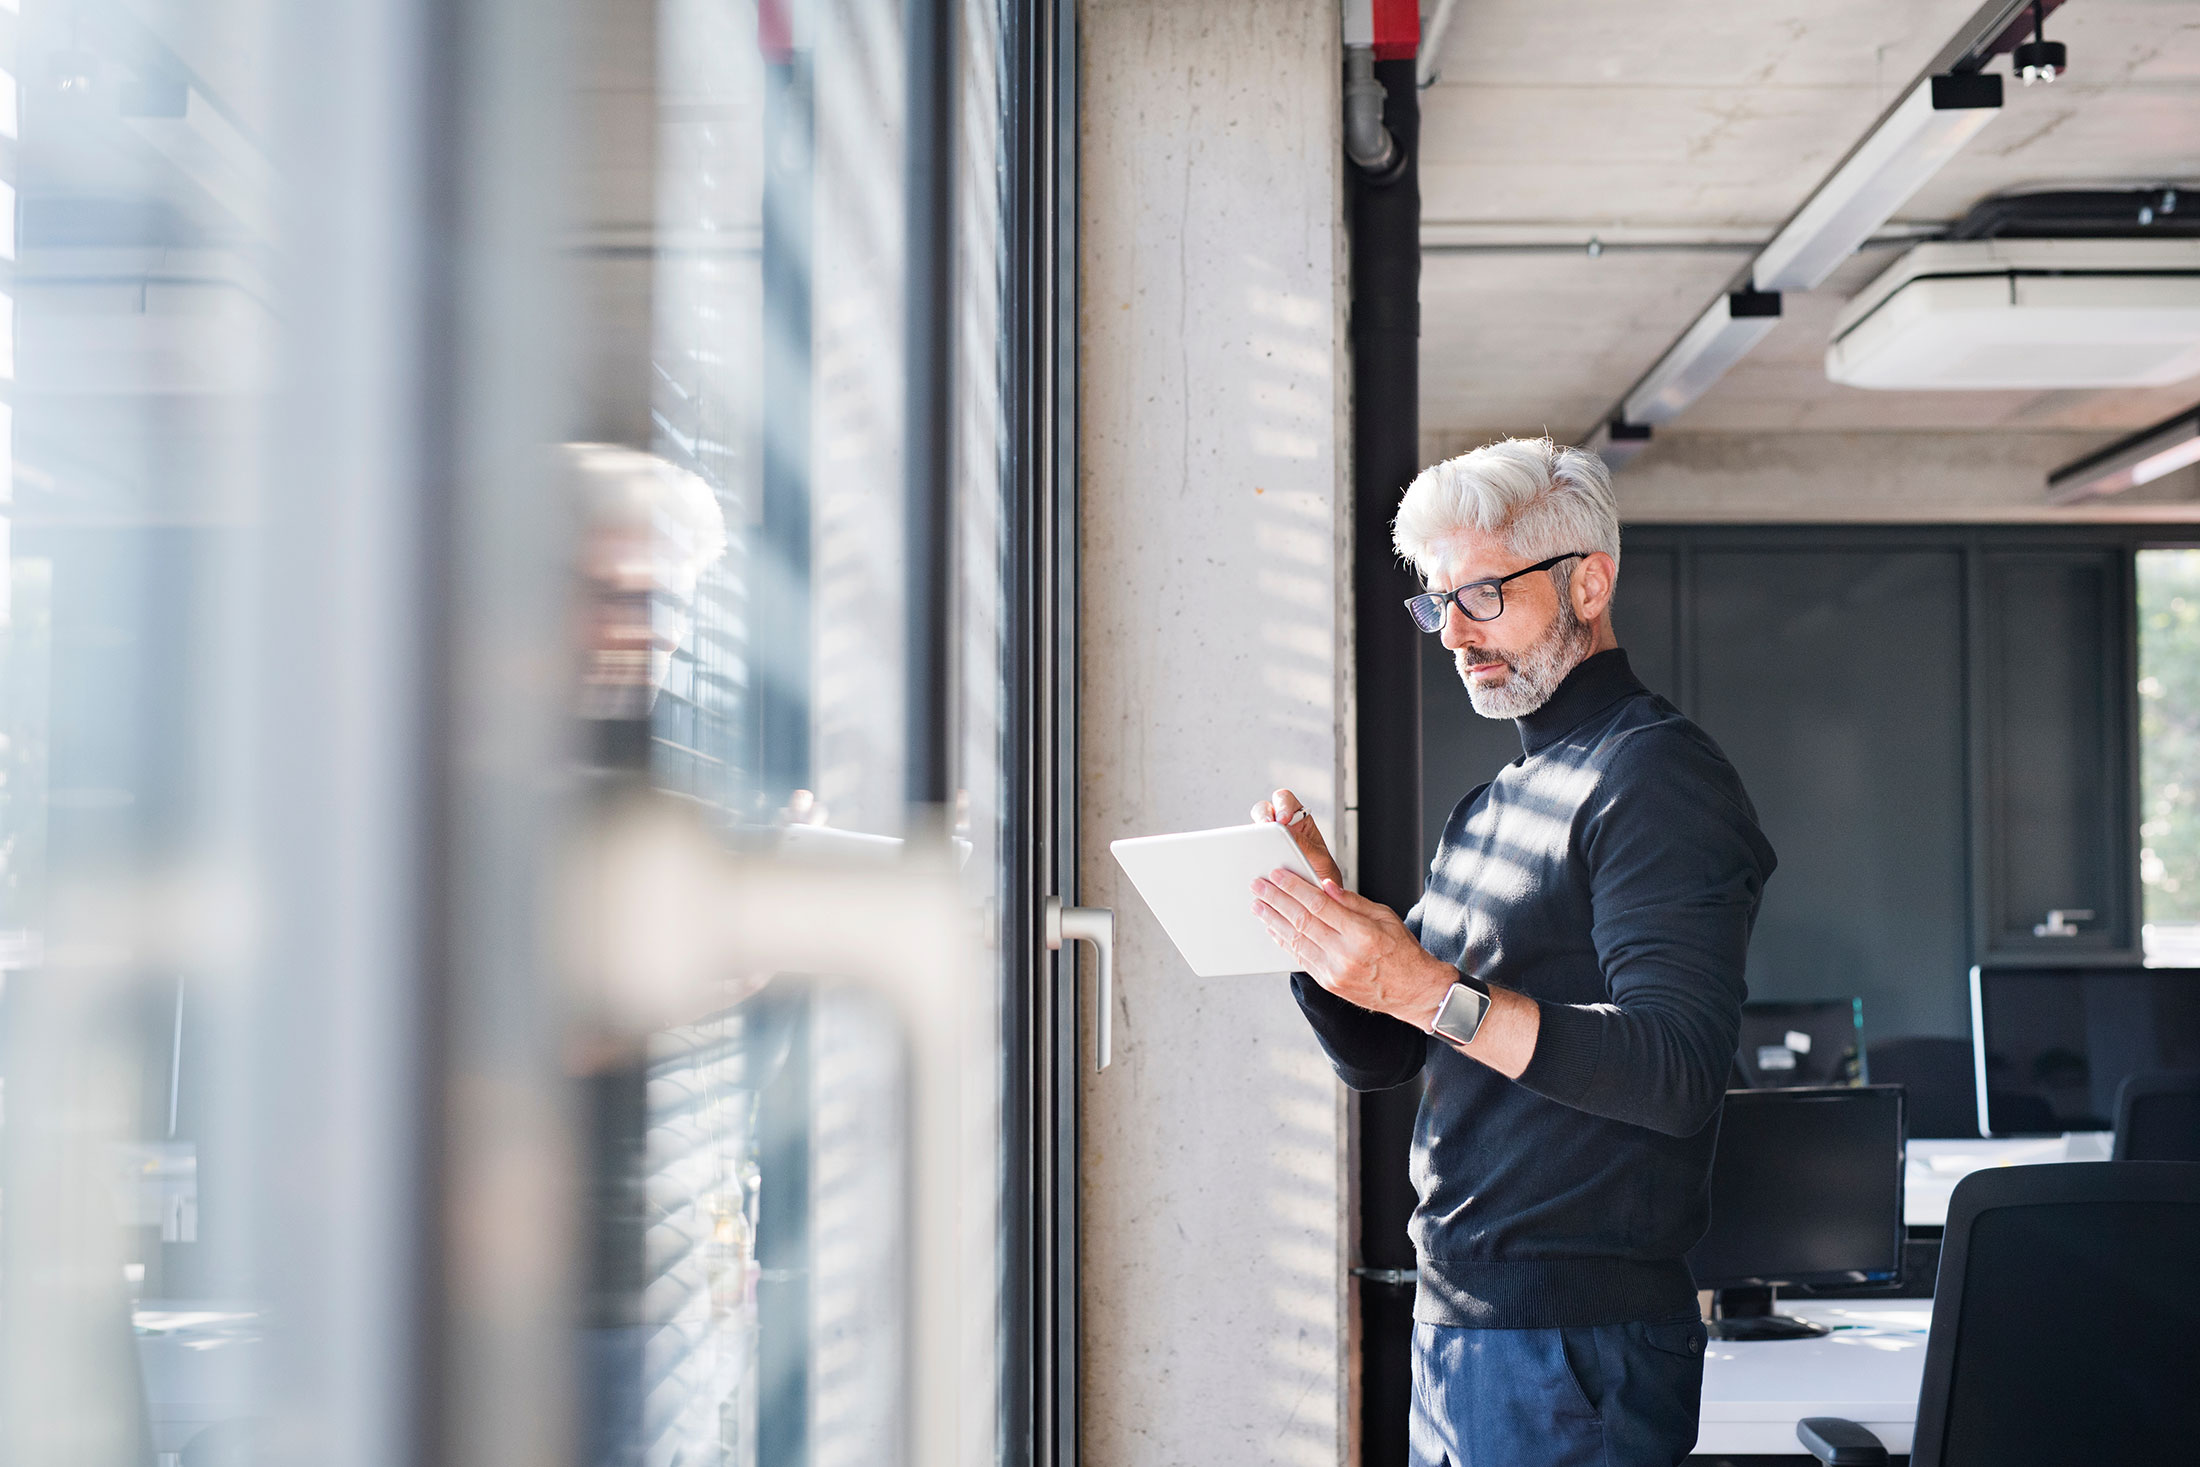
[1077,4,1353,1466]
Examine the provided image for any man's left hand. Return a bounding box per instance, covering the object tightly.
[1251,869,1454,1030]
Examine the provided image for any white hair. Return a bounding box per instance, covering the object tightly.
[563,441,729,594]
[1392,436,1620,586]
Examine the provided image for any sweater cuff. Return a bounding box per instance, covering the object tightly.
[1284,976,1372,1033]
[1519,998,1604,1107]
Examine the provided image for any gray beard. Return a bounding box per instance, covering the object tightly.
[1463,605,1593,719]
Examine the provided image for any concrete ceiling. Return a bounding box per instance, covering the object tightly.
[1413,0,2200,518]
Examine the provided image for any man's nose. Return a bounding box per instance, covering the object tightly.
[1440,601,1474,650]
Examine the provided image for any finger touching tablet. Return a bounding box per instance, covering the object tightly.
[1110,823,1322,976]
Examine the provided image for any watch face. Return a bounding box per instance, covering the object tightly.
[1435,983,1489,1044]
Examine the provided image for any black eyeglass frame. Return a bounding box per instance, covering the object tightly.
[1403,552,1589,632]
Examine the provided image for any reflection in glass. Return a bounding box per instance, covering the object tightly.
[570,0,1009,1464]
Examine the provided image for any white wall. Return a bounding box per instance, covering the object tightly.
[1076,3,1353,1465]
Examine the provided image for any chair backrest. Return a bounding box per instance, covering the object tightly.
[1911,1162,2200,1467]
[2113,1070,2200,1161]
[1866,1036,1980,1138]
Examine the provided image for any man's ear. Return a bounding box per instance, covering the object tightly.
[1573,552,1617,623]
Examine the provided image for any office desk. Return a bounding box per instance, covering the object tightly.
[1904,1134,2109,1226]
[1694,1135,2111,1456]
[1696,1300,1930,1457]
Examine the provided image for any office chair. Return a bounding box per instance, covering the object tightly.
[1866,1036,1980,1138]
[1796,1161,2200,1466]
[2113,1069,2200,1162]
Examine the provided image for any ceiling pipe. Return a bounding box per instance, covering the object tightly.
[1344,46,1398,175]
[1417,0,1462,89]
[1342,4,1425,1457]
[1343,0,1417,177]
[1951,187,2195,239]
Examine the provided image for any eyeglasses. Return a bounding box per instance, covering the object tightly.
[1404,553,1588,632]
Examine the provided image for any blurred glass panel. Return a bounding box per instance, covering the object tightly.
[1,0,1018,1460]
[4,0,273,1456]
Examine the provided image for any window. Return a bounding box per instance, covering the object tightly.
[0,0,1051,1461]
[2138,548,2200,963]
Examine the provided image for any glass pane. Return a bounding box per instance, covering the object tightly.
[1,0,1020,1460]
[5,0,274,1456]
[2139,548,2200,963]
[565,1,1013,1465]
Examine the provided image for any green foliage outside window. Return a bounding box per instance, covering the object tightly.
[2139,549,2200,925]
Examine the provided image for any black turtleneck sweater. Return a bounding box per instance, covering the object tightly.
[1294,648,1776,1329]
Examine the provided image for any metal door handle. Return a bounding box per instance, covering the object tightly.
[1045,896,1115,1071]
[567,798,983,1466]
[2032,908,2095,938]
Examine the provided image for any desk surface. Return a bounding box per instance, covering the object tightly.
[1698,1300,1930,1457]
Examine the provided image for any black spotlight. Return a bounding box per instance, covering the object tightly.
[2013,0,2067,85]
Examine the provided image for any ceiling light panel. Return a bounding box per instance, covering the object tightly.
[2048,406,2200,504]
[1622,291,1782,426]
[1752,74,2003,295]
[1585,418,1652,471]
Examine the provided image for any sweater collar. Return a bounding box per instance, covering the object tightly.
[1516,647,1645,756]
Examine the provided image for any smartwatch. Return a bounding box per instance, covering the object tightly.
[1430,977,1492,1047]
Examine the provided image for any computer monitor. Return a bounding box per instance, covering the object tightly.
[1734,998,1864,1088]
[1687,1085,1905,1340]
[1970,965,2200,1136]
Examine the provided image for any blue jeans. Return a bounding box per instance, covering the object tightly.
[1409,1315,1708,1467]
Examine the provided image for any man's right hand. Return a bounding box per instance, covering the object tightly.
[1251,788,1344,888]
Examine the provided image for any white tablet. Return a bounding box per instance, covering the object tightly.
[1110,822,1322,977]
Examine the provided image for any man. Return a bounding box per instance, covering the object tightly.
[565,441,732,1467]
[1251,437,1775,1467]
